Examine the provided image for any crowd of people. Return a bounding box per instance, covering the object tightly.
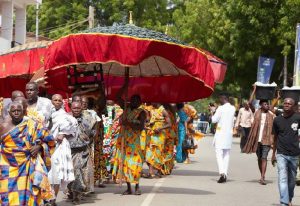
[0,79,202,206]
[1,80,300,206]
[225,85,300,206]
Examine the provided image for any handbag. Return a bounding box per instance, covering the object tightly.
[183,135,194,150]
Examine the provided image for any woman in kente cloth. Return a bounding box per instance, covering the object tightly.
[176,103,190,163]
[144,103,171,177]
[162,104,178,175]
[115,75,147,195]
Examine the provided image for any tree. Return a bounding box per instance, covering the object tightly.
[171,0,300,97]
[27,0,176,39]
[27,0,88,39]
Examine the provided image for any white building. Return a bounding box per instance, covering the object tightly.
[0,0,42,53]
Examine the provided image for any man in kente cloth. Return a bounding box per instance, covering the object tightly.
[116,74,147,195]
[82,95,109,188]
[67,101,96,204]
[243,100,275,185]
[0,101,55,205]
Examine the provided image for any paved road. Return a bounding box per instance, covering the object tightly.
[57,136,300,206]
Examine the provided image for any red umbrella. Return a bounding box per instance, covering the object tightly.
[44,25,218,103]
[0,41,50,97]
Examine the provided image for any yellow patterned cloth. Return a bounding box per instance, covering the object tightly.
[184,104,198,119]
[115,107,144,184]
[162,110,178,175]
[27,108,45,124]
[146,106,167,172]
[0,118,55,206]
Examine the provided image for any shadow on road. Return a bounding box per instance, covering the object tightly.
[152,186,215,195]
[56,193,102,205]
[245,179,274,184]
[272,204,300,206]
[171,169,219,177]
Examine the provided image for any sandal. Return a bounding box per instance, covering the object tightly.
[259,179,267,185]
[72,197,80,205]
[142,173,154,179]
[135,189,142,195]
[122,190,132,195]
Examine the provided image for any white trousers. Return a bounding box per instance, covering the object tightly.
[215,148,231,176]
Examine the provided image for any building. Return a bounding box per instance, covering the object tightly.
[0,0,42,53]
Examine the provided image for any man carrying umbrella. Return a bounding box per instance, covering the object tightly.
[116,74,147,195]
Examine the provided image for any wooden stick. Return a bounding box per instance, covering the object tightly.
[119,67,129,186]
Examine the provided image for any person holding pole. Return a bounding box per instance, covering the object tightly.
[116,70,147,195]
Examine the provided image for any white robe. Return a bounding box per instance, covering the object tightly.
[48,108,77,187]
[212,103,236,149]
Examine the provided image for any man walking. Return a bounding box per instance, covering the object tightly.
[272,98,300,206]
[212,93,236,183]
[243,100,274,185]
[235,101,254,152]
[0,101,55,205]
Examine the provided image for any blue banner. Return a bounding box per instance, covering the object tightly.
[257,56,275,84]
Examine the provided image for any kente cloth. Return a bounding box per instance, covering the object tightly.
[117,107,144,184]
[68,112,96,194]
[146,106,167,171]
[139,104,152,155]
[102,106,115,159]
[162,110,178,175]
[176,109,188,163]
[27,97,53,124]
[0,118,55,206]
[243,109,274,153]
[184,104,198,119]
[110,116,123,179]
[94,121,109,182]
[188,122,204,141]
[48,108,76,186]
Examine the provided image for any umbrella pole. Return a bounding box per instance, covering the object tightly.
[119,67,129,187]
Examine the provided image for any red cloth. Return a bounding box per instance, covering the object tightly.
[0,47,47,97]
[45,34,215,102]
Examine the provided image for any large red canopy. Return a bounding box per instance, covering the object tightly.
[45,31,216,103]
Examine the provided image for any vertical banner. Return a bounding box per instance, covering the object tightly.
[257,56,275,84]
[293,23,300,86]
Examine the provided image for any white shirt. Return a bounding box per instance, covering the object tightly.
[258,113,267,142]
[235,107,254,128]
[212,103,236,149]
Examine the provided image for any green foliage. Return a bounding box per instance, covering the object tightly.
[171,0,300,95]
[27,0,89,39]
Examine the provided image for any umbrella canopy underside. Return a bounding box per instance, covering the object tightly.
[45,30,215,102]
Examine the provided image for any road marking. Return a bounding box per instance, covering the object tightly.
[141,178,165,206]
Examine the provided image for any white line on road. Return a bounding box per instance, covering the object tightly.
[140,178,166,206]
